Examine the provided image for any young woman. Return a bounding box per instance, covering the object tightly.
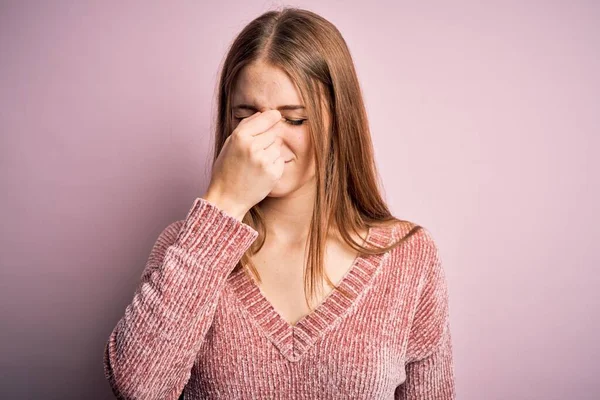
[104,7,456,400]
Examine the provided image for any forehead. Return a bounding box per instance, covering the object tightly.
[231,61,303,107]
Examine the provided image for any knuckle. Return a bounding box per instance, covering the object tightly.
[233,126,247,138]
[249,141,261,153]
[260,157,272,170]
[230,129,241,141]
[233,130,249,145]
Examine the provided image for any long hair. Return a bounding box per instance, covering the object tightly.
[209,7,422,310]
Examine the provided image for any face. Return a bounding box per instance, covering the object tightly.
[231,59,317,198]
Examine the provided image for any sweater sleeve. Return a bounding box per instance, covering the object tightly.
[103,197,259,400]
[395,229,456,400]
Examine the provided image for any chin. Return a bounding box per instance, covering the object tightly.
[265,185,292,198]
[265,170,315,199]
[266,176,301,197]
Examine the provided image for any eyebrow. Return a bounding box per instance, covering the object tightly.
[232,104,305,111]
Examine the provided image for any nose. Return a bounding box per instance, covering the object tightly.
[273,119,287,136]
[272,130,293,161]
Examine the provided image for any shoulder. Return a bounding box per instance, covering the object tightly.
[385,219,440,257]
[382,219,444,282]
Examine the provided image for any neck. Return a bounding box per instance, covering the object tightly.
[258,186,317,247]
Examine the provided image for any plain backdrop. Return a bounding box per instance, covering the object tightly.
[1,1,598,399]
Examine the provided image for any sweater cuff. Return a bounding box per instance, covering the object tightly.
[175,196,259,262]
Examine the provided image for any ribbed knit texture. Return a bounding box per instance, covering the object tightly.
[103,197,456,399]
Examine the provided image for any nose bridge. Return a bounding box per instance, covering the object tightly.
[274,118,286,138]
[273,122,286,147]
[275,127,285,142]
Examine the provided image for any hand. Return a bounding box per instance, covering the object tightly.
[202,109,286,221]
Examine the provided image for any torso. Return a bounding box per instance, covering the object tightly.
[247,227,370,326]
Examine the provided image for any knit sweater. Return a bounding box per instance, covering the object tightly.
[103,197,456,399]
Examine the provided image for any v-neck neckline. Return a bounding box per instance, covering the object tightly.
[227,225,391,362]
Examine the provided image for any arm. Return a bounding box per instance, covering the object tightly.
[395,229,456,400]
[103,197,258,400]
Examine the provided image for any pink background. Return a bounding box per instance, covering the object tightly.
[1,1,598,399]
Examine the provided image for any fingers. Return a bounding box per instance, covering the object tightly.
[237,109,282,138]
[262,136,284,163]
[253,119,284,150]
[237,111,261,124]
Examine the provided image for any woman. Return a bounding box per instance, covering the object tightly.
[103,7,456,400]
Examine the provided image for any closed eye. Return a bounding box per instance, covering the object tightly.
[283,118,307,126]
[234,117,306,126]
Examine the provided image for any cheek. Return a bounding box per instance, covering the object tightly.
[288,128,312,155]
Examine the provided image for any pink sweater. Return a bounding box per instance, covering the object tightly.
[103,197,456,399]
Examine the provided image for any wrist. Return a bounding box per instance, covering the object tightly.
[201,189,248,222]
